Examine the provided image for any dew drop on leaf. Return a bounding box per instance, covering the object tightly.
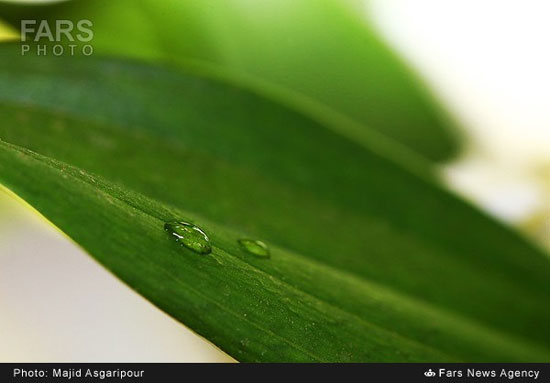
[164,221,211,255]
[238,238,270,258]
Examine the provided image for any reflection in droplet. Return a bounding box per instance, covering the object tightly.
[238,238,270,258]
[164,221,211,255]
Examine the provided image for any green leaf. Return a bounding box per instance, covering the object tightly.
[0,49,549,362]
[0,0,461,162]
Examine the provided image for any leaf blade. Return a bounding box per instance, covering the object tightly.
[1,141,548,362]
[0,0,461,161]
[0,52,548,361]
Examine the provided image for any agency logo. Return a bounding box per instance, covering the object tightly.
[20,19,94,56]
[424,369,436,378]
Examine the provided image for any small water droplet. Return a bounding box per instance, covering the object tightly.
[164,221,211,255]
[238,238,270,258]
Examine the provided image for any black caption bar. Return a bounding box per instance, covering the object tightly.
[0,363,548,382]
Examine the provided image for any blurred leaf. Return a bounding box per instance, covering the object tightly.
[0,18,18,41]
[0,0,461,162]
[0,49,549,361]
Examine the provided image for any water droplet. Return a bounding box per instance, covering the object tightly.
[238,238,270,258]
[164,221,211,255]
